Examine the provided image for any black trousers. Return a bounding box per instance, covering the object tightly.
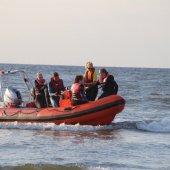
[35,94,46,108]
[35,88,51,108]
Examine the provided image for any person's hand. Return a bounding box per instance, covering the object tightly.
[60,95,64,99]
[55,92,58,96]
[85,86,89,90]
[36,92,41,96]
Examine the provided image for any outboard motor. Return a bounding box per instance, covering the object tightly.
[3,87,22,107]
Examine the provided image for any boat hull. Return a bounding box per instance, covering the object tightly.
[0,95,125,126]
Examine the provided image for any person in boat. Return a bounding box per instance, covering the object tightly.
[84,62,98,101]
[34,72,49,108]
[97,68,118,99]
[48,72,65,107]
[71,75,88,106]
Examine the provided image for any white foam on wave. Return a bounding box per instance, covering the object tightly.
[88,167,112,170]
[0,122,113,132]
[136,117,170,133]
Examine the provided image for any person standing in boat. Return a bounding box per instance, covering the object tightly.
[71,75,88,106]
[97,68,118,99]
[84,62,98,101]
[48,72,65,107]
[34,72,49,108]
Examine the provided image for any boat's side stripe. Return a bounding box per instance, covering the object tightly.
[0,99,125,121]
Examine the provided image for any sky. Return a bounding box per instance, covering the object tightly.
[0,0,170,68]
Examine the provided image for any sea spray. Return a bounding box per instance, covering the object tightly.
[0,122,113,132]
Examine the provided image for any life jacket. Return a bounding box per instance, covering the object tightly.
[51,78,63,94]
[84,69,95,83]
[62,90,72,99]
[71,83,81,100]
[103,75,109,83]
[98,76,105,84]
[36,78,46,85]
[99,74,109,84]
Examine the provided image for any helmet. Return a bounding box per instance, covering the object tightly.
[4,87,22,106]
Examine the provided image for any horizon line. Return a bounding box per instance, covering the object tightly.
[0,62,169,70]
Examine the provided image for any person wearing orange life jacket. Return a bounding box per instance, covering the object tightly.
[71,75,88,106]
[97,68,118,99]
[48,72,65,107]
[84,62,98,101]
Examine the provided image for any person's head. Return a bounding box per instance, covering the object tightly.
[52,72,59,81]
[99,68,108,79]
[36,72,43,80]
[74,75,84,84]
[86,61,94,72]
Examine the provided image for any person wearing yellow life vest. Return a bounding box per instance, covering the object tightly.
[84,62,98,101]
[71,75,88,106]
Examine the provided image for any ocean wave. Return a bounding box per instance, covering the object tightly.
[0,119,170,133]
[136,118,170,133]
[0,122,113,132]
[113,118,170,133]
[147,96,170,104]
[111,121,138,130]
[0,120,139,132]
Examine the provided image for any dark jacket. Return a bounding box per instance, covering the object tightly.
[34,80,48,108]
[34,80,47,95]
[48,79,65,96]
[98,75,118,99]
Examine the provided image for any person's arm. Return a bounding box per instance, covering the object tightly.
[83,72,86,82]
[34,80,41,95]
[93,71,97,82]
[41,83,47,91]
[79,85,88,101]
[84,81,97,86]
[106,75,119,94]
[61,79,65,91]
[113,80,118,94]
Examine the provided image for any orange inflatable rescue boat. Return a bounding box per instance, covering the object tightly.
[0,70,125,126]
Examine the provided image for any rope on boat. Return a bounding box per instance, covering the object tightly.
[46,106,78,112]
[2,110,21,117]
[2,109,39,117]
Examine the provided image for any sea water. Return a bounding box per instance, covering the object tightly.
[0,64,170,170]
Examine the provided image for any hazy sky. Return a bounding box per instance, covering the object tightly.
[0,0,170,68]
